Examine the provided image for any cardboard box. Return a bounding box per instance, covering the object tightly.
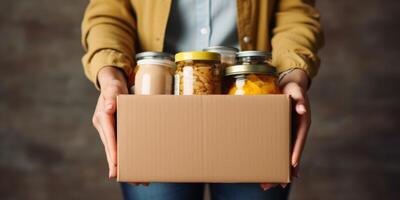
[117,95,291,183]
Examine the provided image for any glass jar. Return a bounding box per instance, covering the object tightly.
[203,46,238,94]
[174,51,220,95]
[236,51,272,65]
[133,52,175,95]
[223,64,280,95]
[203,46,238,68]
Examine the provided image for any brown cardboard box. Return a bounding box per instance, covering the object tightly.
[117,95,291,183]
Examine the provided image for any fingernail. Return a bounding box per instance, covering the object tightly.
[261,184,271,191]
[106,104,113,110]
[297,104,306,114]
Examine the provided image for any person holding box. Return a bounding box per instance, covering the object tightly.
[81,0,323,199]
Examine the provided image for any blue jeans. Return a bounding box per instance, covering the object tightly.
[121,183,290,200]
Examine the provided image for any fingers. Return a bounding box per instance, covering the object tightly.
[101,82,126,115]
[293,164,300,178]
[93,68,129,180]
[93,96,117,178]
[282,82,307,115]
[97,94,117,178]
[291,111,310,170]
[260,183,279,191]
[281,82,311,178]
[98,124,114,177]
[260,183,274,191]
[96,81,128,178]
[98,110,118,178]
[296,103,307,115]
[129,182,150,187]
[93,94,118,178]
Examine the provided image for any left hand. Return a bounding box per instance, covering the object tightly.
[260,69,311,191]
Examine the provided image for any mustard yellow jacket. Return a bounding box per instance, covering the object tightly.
[82,0,324,88]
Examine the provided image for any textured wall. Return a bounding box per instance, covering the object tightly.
[0,0,399,199]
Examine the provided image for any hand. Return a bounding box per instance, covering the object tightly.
[92,66,148,186]
[260,69,311,191]
[92,66,127,178]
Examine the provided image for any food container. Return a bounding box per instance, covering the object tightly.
[203,46,238,94]
[133,52,175,95]
[203,46,238,68]
[174,51,220,95]
[236,51,272,65]
[223,64,280,95]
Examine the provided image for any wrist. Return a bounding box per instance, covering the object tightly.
[279,68,310,91]
[98,66,127,90]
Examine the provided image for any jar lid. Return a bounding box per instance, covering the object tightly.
[236,51,271,58]
[175,51,220,62]
[224,64,277,76]
[203,46,239,53]
[136,51,174,61]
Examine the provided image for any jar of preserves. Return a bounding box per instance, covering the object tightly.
[174,51,220,95]
[133,52,175,95]
[223,64,280,95]
[236,51,272,65]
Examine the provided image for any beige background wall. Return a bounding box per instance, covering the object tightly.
[1,0,399,199]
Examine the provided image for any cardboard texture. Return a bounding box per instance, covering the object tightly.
[117,95,291,183]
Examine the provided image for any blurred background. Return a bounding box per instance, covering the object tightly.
[1,0,399,199]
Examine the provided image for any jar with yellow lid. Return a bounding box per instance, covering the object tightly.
[223,64,280,95]
[174,51,221,95]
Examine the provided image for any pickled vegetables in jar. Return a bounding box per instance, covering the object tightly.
[223,64,280,95]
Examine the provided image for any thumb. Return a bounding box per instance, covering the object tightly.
[296,103,307,115]
[101,85,121,115]
[104,100,115,115]
[282,82,307,115]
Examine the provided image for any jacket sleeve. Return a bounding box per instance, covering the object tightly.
[271,0,324,79]
[81,0,137,89]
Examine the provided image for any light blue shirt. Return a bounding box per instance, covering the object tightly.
[164,0,239,54]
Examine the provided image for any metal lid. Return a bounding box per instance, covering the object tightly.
[136,51,174,61]
[224,64,277,76]
[203,46,239,53]
[175,51,220,62]
[236,51,271,58]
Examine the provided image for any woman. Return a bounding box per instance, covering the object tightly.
[81,0,323,199]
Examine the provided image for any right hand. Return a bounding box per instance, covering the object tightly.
[92,66,149,186]
[92,66,148,186]
[92,66,128,179]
